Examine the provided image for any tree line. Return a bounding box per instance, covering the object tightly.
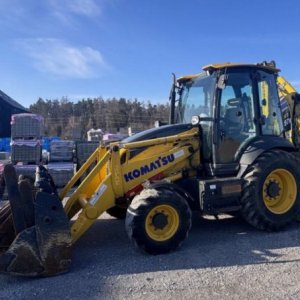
[29,97,170,139]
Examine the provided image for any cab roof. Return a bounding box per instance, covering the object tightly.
[178,62,280,83]
[202,62,280,73]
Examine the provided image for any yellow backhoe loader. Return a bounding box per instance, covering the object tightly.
[1,61,300,277]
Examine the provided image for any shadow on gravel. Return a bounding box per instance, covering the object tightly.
[71,213,300,276]
[1,213,300,299]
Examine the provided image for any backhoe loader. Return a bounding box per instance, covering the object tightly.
[1,61,300,277]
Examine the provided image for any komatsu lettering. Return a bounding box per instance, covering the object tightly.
[124,154,176,182]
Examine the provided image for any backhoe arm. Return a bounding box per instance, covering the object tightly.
[277,76,300,146]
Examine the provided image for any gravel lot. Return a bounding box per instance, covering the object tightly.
[1,213,300,299]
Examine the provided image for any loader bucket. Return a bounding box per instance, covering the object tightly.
[0,165,72,277]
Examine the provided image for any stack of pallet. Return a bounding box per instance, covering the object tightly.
[11,113,44,139]
[76,141,99,167]
[47,140,75,187]
[75,141,99,181]
[46,162,75,188]
[14,164,37,181]
[48,140,74,162]
[11,113,43,181]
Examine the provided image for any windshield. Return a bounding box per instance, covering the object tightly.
[176,74,216,123]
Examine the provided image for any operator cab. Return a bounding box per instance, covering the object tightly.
[174,62,285,176]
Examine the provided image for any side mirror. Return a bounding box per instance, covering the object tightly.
[217,74,227,90]
[191,114,209,125]
[191,115,200,125]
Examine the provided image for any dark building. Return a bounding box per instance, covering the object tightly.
[0,90,28,137]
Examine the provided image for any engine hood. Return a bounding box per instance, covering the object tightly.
[122,123,194,144]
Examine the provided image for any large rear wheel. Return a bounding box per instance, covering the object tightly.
[241,150,300,231]
[125,187,192,254]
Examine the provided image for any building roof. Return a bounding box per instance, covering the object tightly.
[0,90,28,111]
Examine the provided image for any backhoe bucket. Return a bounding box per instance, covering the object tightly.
[0,165,72,277]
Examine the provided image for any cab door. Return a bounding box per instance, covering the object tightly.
[213,71,257,174]
[257,70,284,137]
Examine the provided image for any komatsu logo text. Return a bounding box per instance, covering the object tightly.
[124,154,175,182]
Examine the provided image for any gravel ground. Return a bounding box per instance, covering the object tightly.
[1,213,300,299]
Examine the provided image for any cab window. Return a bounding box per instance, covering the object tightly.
[257,71,284,136]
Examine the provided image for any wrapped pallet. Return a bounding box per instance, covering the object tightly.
[14,164,37,181]
[47,162,75,188]
[75,141,99,182]
[11,140,42,164]
[0,152,10,161]
[49,140,75,162]
[76,141,99,167]
[11,113,44,139]
[103,133,127,144]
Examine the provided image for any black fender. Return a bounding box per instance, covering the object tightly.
[147,180,199,210]
[237,136,295,178]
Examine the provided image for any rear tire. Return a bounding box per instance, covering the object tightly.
[125,187,192,254]
[241,150,300,231]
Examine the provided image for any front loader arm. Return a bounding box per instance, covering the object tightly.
[0,126,200,277]
[63,127,200,243]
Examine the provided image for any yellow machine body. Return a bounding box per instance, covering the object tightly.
[2,61,300,277]
[60,127,200,242]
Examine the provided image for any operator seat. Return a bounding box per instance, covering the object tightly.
[224,108,243,132]
[219,98,245,163]
[224,98,244,138]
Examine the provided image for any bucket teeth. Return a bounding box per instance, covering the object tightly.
[0,164,72,277]
[4,164,28,234]
[0,202,14,250]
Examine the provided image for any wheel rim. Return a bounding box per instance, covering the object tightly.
[145,204,179,241]
[263,168,297,214]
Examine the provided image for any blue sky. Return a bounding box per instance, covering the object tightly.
[1,0,300,108]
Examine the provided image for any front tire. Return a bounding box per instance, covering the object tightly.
[125,187,192,254]
[241,150,300,231]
